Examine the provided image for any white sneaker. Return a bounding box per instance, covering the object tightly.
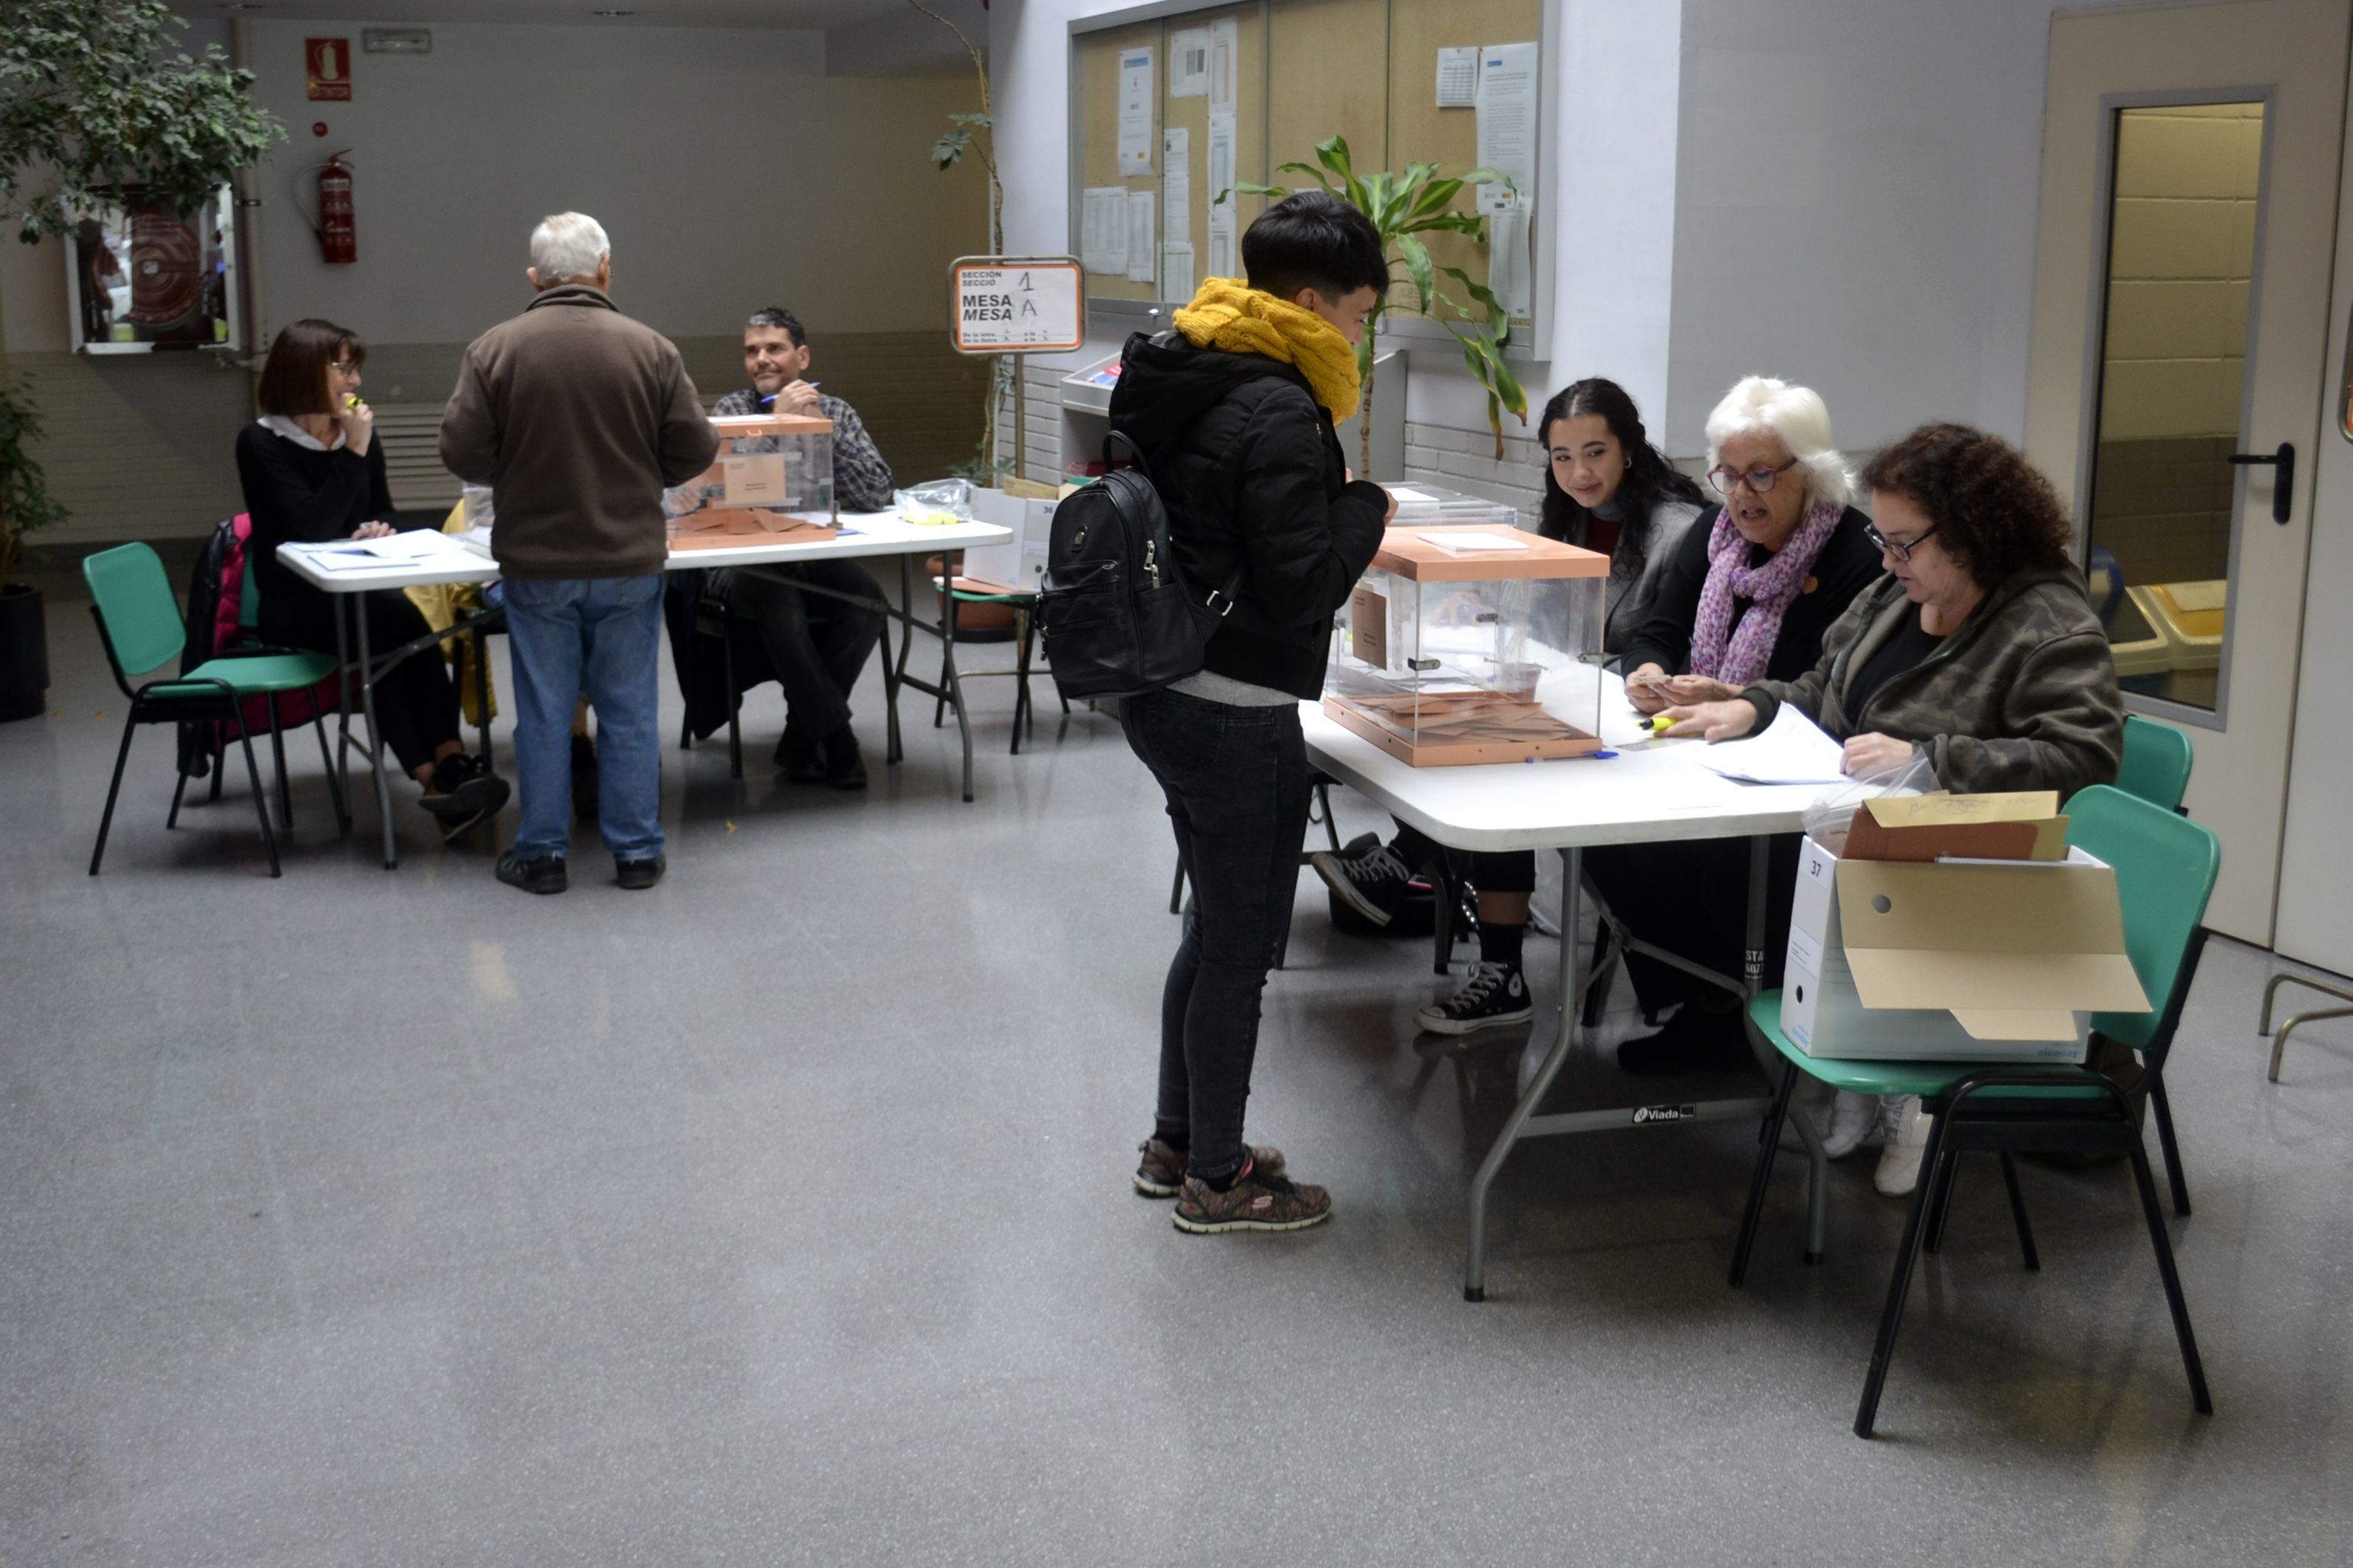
[1821,1089,1879,1160]
[1873,1095,1931,1196]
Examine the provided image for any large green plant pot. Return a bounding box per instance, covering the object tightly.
[0,582,49,721]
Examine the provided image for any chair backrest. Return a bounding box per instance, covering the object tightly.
[2115,714,2194,812]
[2065,784,2220,1056]
[82,542,189,679]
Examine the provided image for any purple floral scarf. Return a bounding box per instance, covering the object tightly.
[1688,496,1843,686]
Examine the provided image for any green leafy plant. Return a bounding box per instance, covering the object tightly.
[0,381,68,577]
[912,1,1014,485]
[1223,135,1527,465]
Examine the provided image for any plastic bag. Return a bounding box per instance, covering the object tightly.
[894,478,974,526]
[1801,747,1940,854]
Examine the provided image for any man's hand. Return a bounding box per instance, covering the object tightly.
[1659,698,1760,743]
[773,380,822,416]
[1842,732,1917,779]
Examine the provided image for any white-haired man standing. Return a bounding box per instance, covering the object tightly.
[441,211,719,894]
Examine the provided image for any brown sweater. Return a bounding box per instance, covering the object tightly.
[439,285,719,580]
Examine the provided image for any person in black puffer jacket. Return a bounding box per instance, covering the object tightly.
[1110,191,1395,1235]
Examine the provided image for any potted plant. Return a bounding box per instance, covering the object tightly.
[0,0,283,719]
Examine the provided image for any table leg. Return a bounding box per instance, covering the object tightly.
[1743,834,1827,1262]
[885,557,912,767]
[472,620,493,764]
[334,595,353,819]
[356,597,397,869]
[1465,845,1585,1302]
[936,584,975,804]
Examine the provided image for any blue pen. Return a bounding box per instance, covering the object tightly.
[757,381,820,408]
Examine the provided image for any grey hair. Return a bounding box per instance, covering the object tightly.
[1703,375,1853,508]
[529,211,609,285]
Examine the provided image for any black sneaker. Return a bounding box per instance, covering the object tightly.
[1307,839,1416,928]
[571,733,598,823]
[824,728,867,790]
[496,850,567,895]
[1615,1006,1752,1077]
[422,753,510,820]
[1414,960,1534,1036]
[615,853,665,890]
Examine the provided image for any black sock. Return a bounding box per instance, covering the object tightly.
[1202,1153,1252,1193]
[1480,920,1525,969]
[1156,1126,1189,1152]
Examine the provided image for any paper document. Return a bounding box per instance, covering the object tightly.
[1161,241,1194,304]
[1488,202,1532,319]
[1686,704,1850,786]
[1169,27,1209,97]
[1118,47,1155,174]
[1162,127,1191,245]
[1081,186,1128,274]
[1419,529,1528,553]
[1206,111,1237,213]
[1436,47,1479,108]
[1126,190,1156,285]
[1475,42,1539,215]
[1208,17,1239,111]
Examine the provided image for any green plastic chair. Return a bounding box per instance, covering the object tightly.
[1727,785,2219,1437]
[84,543,341,878]
[2115,714,2193,813]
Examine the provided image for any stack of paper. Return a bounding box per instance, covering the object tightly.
[1684,704,1850,786]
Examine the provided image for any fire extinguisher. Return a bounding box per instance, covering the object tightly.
[315,152,356,266]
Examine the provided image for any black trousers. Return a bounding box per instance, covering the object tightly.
[262,588,460,776]
[1390,822,1537,895]
[1583,833,1803,1014]
[721,560,886,740]
[1122,688,1309,1183]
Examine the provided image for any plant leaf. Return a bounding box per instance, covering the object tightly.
[1395,233,1434,316]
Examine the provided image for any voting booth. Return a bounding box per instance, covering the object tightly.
[1323,488,1608,767]
[665,413,837,547]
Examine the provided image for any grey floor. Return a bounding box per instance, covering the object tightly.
[6,573,2353,1567]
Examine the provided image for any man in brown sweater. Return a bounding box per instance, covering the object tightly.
[440,211,719,895]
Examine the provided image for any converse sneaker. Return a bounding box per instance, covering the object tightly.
[1821,1089,1880,1159]
[1308,839,1416,928]
[1172,1160,1332,1234]
[1132,1137,1288,1198]
[1874,1095,1932,1197]
[1414,960,1534,1036]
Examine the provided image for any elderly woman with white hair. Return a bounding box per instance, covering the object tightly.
[1590,375,1885,1076]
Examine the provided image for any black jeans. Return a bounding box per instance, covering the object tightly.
[1390,823,1537,895]
[721,560,886,740]
[1122,687,1309,1182]
[263,589,459,776]
[1583,833,1801,1014]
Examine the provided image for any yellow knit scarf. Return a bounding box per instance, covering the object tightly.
[1172,278,1363,423]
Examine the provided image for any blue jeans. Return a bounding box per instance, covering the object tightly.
[502,574,665,862]
[1120,688,1309,1182]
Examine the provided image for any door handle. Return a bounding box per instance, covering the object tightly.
[2228,442,2295,525]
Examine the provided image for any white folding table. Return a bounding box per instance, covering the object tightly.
[276,513,1010,867]
[1300,684,1837,1299]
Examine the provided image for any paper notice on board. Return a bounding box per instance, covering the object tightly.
[1436,47,1479,108]
[1118,47,1155,174]
[1208,16,1239,111]
[1488,203,1532,320]
[1162,127,1191,246]
[1162,242,1195,304]
[1206,228,1234,283]
[1081,186,1128,275]
[1127,189,1156,285]
[1475,42,1539,214]
[1206,111,1237,219]
[1169,27,1210,97]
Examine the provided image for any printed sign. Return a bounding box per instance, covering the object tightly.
[721,453,788,506]
[307,38,353,101]
[950,257,1083,355]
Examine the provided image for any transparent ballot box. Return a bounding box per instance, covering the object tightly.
[1324,523,1609,767]
[665,412,837,548]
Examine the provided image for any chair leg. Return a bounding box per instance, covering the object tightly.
[722,630,742,781]
[1729,1060,1799,1287]
[472,623,494,764]
[166,761,191,830]
[89,714,142,875]
[1854,1115,1953,1437]
[1314,778,1341,852]
[1997,1152,2040,1271]
[1922,1149,1961,1255]
[235,724,282,879]
[2148,1074,2190,1216]
[266,692,292,832]
[680,709,693,751]
[314,713,350,835]
[1169,854,1186,916]
[209,724,225,801]
[1430,851,1460,976]
[1010,607,1032,755]
[2127,1137,2213,1414]
[1581,919,1617,1029]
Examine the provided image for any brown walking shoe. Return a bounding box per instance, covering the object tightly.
[1171,1161,1331,1234]
[1133,1137,1286,1198]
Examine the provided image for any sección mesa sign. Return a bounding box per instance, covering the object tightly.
[950,257,1084,355]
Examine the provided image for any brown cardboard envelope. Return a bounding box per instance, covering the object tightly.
[1834,855,2150,1040]
[1845,791,2069,862]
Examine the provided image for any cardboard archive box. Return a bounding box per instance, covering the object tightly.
[1781,793,2150,1062]
[963,487,1057,591]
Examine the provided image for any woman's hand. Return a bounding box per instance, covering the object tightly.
[1660,674,1741,705]
[1841,732,1917,778]
[1624,662,1672,714]
[350,521,395,539]
[335,395,376,458]
[1659,698,1759,742]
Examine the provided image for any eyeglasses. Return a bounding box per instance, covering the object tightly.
[329,360,361,375]
[1706,456,1801,495]
[1864,520,1940,563]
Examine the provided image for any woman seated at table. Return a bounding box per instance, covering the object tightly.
[235,318,508,822]
[1309,377,1711,1034]
[1661,422,2125,1194]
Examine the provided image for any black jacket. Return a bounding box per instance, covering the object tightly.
[235,422,398,643]
[1107,331,1388,698]
[1619,503,1885,684]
